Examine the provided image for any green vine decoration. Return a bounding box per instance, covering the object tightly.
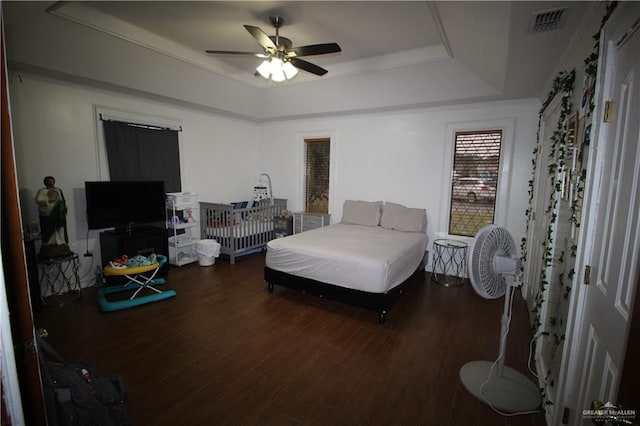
[519,1,618,412]
[523,68,575,411]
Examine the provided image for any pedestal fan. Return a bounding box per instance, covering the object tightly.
[459,224,541,413]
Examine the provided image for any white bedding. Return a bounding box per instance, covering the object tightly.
[266,223,427,293]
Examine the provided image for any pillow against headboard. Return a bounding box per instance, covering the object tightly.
[381,202,427,233]
[341,200,383,226]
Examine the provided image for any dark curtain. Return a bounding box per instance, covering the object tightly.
[103,120,181,193]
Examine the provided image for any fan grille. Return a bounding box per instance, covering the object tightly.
[468,225,516,299]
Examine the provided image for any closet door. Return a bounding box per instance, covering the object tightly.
[561,6,640,424]
[525,95,567,411]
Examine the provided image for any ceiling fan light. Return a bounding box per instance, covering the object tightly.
[256,60,272,79]
[271,68,285,82]
[283,61,298,79]
[270,58,286,82]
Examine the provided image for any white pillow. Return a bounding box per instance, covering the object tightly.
[381,202,427,233]
[341,200,383,226]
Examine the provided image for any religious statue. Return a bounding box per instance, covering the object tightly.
[36,176,71,258]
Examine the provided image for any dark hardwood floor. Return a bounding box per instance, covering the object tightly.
[34,253,546,425]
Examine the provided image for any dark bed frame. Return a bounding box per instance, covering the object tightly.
[264,254,426,323]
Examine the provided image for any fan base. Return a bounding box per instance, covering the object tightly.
[460,361,541,413]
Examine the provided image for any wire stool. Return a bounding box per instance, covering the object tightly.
[38,252,82,305]
[431,239,468,287]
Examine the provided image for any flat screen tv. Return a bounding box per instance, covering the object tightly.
[85,181,166,231]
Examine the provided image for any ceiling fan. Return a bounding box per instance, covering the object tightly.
[206,16,341,81]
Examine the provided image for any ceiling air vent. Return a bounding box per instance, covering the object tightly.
[528,7,567,34]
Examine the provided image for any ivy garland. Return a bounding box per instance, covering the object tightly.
[522,68,575,338]
[521,68,576,409]
[519,0,618,411]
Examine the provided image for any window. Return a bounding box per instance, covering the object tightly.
[303,138,330,213]
[449,130,502,237]
[102,119,181,192]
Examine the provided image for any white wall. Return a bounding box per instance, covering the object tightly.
[8,69,539,282]
[8,72,259,284]
[258,99,540,268]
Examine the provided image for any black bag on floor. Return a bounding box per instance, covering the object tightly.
[38,337,130,426]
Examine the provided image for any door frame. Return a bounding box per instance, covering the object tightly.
[1,14,45,425]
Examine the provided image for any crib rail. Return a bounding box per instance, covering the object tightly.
[200,199,286,264]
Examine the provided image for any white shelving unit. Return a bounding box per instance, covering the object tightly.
[166,192,199,266]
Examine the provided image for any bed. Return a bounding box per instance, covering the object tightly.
[200,198,287,264]
[265,200,428,323]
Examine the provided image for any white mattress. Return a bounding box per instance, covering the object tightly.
[266,223,427,293]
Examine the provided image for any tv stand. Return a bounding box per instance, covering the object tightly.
[100,226,169,277]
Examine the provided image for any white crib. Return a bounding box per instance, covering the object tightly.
[200,199,287,264]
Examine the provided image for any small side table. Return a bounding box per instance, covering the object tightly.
[431,239,468,287]
[38,252,82,305]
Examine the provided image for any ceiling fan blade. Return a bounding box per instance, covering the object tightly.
[289,43,341,57]
[290,57,328,76]
[205,50,267,58]
[244,25,277,51]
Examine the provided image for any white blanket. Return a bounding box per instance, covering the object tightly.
[266,223,427,293]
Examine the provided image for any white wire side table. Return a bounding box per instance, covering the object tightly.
[38,252,82,305]
[431,239,468,287]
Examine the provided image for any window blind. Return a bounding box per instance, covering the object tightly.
[448,130,502,236]
[303,138,330,214]
[103,120,181,193]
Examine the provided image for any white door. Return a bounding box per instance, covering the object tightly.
[524,97,562,378]
[558,5,640,425]
[522,98,560,305]
[531,95,570,416]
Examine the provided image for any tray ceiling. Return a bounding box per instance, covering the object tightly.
[3,1,592,120]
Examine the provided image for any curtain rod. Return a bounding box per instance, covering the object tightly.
[99,114,182,132]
